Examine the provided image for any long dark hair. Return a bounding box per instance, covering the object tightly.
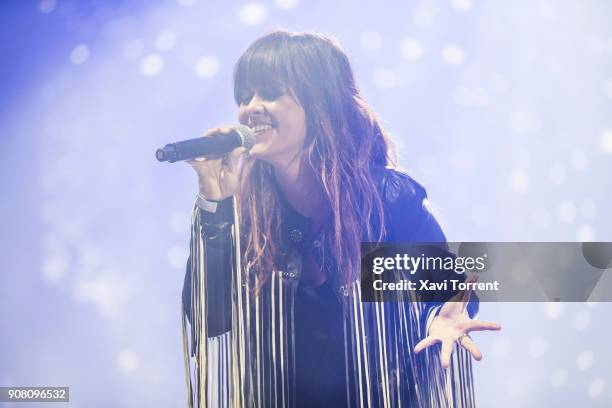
[233,30,395,289]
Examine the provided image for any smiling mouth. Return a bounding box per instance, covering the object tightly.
[251,124,274,135]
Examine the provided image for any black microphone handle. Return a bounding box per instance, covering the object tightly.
[156,130,244,163]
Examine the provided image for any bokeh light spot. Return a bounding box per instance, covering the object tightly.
[442,44,465,66]
[194,56,220,78]
[509,169,529,193]
[274,0,299,10]
[399,38,424,60]
[600,129,612,154]
[576,351,594,371]
[239,3,267,25]
[450,0,474,12]
[39,0,56,13]
[70,45,90,65]
[588,378,605,399]
[155,30,178,51]
[140,53,164,77]
[118,350,140,373]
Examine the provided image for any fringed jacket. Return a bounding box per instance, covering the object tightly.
[182,167,479,408]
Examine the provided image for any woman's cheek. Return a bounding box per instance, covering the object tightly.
[249,136,276,158]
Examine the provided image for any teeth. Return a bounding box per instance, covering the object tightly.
[252,124,273,133]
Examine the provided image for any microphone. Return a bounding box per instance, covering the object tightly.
[155,125,255,163]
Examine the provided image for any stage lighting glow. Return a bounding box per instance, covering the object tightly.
[588,378,606,399]
[38,0,56,14]
[239,3,267,26]
[576,350,594,371]
[194,56,220,78]
[3,2,612,406]
[42,253,69,284]
[442,44,465,66]
[544,302,563,320]
[117,350,140,373]
[509,169,529,193]
[70,45,90,65]
[140,53,164,77]
[399,37,424,61]
[600,129,612,153]
[73,274,131,319]
[573,309,591,331]
[450,0,474,12]
[576,224,595,242]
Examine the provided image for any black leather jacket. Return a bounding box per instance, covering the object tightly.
[181,166,479,407]
[182,166,478,336]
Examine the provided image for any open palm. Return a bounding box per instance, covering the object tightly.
[414,275,502,368]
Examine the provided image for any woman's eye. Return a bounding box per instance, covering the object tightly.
[238,88,283,105]
[239,90,254,105]
[258,88,283,101]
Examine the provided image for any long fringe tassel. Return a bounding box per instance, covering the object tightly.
[344,281,476,407]
[182,199,475,407]
[182,205,209,408]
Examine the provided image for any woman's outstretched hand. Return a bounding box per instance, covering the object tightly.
[413,275,502,369]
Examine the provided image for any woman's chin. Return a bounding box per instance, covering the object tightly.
[248,144,271,160]
[249,146,289,166]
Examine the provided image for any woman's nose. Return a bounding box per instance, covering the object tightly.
[240,94,265,121]
[245,94,265,111]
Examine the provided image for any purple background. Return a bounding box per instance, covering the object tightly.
[1,0,611,406]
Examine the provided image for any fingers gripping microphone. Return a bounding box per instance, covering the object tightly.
[155,125,255,163]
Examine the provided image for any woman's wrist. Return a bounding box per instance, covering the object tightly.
[196,191,220,213]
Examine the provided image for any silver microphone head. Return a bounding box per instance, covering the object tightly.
[234,125,255,150]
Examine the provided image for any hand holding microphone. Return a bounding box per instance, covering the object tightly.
[156,125,255,201]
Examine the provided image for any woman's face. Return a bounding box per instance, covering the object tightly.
[237,89,307,166]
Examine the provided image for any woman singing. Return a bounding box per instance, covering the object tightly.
[181,29,501,407]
